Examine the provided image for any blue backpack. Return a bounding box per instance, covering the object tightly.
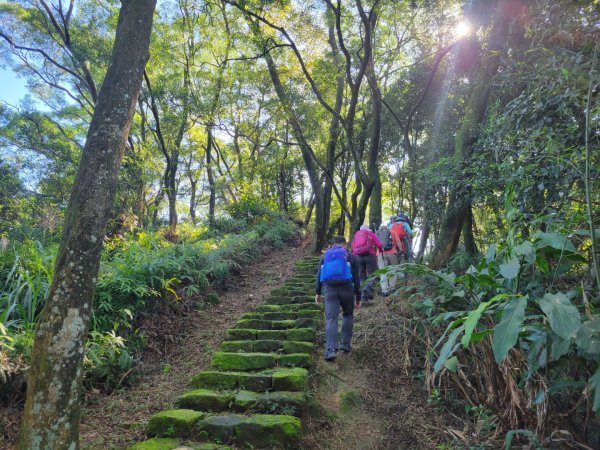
[320,246,352,285]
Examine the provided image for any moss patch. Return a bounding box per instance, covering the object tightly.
[286,328,315,342]
[177,389,233,412]
[211,352,277,371]
[191,371,239,390]
[283,341,314,354]
[256,329,286,340]
[235,414,301,447]
[271,368,309,391]
[279,353,312,368]
[201,415,245,444]
[146,409,203,437]
[234,390,260,410]
[127,437,180,450]
[220,340,253,352]
[225,329,256,340]
[237,372,272,391]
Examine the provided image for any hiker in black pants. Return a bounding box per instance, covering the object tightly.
[315,236,361,361]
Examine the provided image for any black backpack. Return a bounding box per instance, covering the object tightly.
[376,228,393,251]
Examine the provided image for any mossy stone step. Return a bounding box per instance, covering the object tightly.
[240,310,320,321]
[176,388,307,416]
[255,302,320,313]
[201,414,302,448]
[191,367,308,392]
[225,327,315,342]
[235,318,316,330]
[211,352,312,371]
[264,296,315,305]
[221,339,314,354]
[129,438,231,450]
[146,409,204,438]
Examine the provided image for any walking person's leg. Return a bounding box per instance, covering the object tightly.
[378,253,389,295]
[363,254,378,300]
[384,253,399,292]
[323,285,341,360]
[339,288,355,352]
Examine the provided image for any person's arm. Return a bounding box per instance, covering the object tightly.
[372,232,384,253]
[349,254,361,299]
[404,222,414,237]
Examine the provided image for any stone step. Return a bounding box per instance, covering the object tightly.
[234,317,317,330]
[147,412,301,448]
[254,303,320,313]
[221,339,314,354]
[191,367,308,392]
[240,309,320,321]
[128,437,231,450]
[263,295,314,305]
[225,327,315,342]
[177,388,307,416]
[211,352,312,371]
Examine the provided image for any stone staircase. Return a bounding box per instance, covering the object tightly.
[129,256,320,450]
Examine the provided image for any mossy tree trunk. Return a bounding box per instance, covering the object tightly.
[16,1,156,448]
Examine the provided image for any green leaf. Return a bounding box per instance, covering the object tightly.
[514,241,535,264]
[575,319,600,359]
[461,301,490,347]
[535,253,549,273]
[443,356,459,372]
[485,244,496,263]
[499,257,520,280]
[550,333,571,361]
[535,231,576,252]
[590,369,600,412]
[492,296,527,362]
[539,293,581,340]
[434,324,465,373]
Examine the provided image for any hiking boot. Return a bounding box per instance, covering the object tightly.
[340,344,351,353]
[324,349,337,361]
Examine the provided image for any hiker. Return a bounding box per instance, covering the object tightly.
[315,236,361,361]
[392,214,414,262]
[376,224,402,296]
[351,224,383,303]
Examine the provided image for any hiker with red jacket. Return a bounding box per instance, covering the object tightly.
[351,225,383,303]
[376,224,403,296]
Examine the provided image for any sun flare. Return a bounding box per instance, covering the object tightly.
[455,20,472,38]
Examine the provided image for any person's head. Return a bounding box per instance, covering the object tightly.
[331,235,347,247]
[390,215,397,223]
[379,224,388,230]
[359,224,370,232]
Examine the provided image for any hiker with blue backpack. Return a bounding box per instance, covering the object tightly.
[351,225,384,304]
[315,236,361,361]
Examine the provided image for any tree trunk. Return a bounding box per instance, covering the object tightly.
[206,127,216,227]
[463,203,478,256]
[189,178,197,223]
[430,0,517,268]
[16,1,155,448]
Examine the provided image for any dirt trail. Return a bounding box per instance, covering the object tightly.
[302,293,461,450]
[80,245,308,449]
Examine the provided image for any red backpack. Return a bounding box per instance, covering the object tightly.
[352,230,374,256]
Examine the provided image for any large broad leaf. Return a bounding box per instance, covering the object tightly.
[492,296,527,362]
[550,333,571,361]
[575,319,600,359]
[499,257,520,280]
[539,293,581,340]
[461,301,490,347]
[535,231,576,252]
[434,324,465,373]
[514,241,535,264]
[589,369,600,412]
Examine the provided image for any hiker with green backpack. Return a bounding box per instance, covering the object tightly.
[375,224,403,296]
[351,225,384,304]
[315,236,361,361]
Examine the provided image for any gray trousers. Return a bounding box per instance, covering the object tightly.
[356,253,378,301]
[323,284,355,351]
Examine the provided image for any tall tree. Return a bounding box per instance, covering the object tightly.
[15,0,156,448]
[430,0,522,267]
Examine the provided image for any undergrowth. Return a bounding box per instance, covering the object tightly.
[0,212,298,401]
